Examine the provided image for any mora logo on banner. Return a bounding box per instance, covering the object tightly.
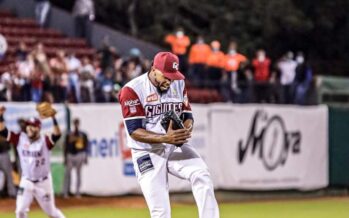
[238,110,301,171]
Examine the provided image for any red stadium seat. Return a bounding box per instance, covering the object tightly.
[0,10,14,18]
[187,88,224,103]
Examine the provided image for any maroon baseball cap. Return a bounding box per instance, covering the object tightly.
[153,52,185,80]
[25,117,41,128]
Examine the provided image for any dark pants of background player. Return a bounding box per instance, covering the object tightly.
[75,15,91,44]
[0,152,16,197]
[220,72,232,102]
[188,64,206,88]
[280,84,295,104]
[253,81,271,103]
[206,67,222,91]
[220,71,243,103]
[239,81,254,103]
[177,55,188,75]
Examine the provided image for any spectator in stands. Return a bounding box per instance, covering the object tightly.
[124,61,139,82]
[12,67,25,101]
[0,34,7,61]
[79,57,95,102]
[222,41,248,102]
[92,55,102,78]
[15,42,28,62]
[98,36,117,73]
[252,49,272,103]
[124,48,143,81]
[99,67,115,102]
[66,52,82,103]
[164,27,190,73]
[72,0,95,42]
[114,56,123,83]
[35,0,51,27]
[0,70,12,101]
[50,50,68,103]
[294,52,312,105]
[15,53,33,101]
[206,40,225,90]
[278,51,297,104]
[188,35,211,87]
[63,118,89,198]
[31,42,51,102]
[30,60,44,103]
[0,136,16,198]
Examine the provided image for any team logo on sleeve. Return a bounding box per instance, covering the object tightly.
[130,106,137,114]
[146,93,158,102]
[124,99,140,106]
[124,99,140,114]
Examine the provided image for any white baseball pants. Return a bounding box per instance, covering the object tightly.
[16,174,65,218]
[132,144,220,218]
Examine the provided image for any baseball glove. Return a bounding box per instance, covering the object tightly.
[161,110,185,131]
[36,102,57,119]
[161,110,185,147]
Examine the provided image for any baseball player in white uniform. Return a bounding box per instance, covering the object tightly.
[0,107,65,218]
[119,52,219,218]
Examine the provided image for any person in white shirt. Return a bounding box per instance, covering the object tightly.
[73,0,95,41]
[66,53,82,102]
[277,51,297,104]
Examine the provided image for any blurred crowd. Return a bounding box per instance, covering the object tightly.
[1,39,151,103]
[0,0,314,105]
[165,28,313,105]
[1,26,313,105]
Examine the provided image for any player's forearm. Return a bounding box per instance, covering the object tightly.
[0,114,5,132]
[130,128,168,144]
[184,119,193,129]
[52,116,61,136]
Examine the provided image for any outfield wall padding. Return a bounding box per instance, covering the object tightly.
[329,106,349,186]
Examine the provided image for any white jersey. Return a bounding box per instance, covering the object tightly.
[8,131,55,181]
[119,73,192,150]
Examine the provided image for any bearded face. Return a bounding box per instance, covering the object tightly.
[153,68,172,93]
[26,125,40,140]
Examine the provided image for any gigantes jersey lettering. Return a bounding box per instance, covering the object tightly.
[119,73,192,150]
[7,131,55,181]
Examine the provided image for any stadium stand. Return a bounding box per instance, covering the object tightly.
[0,9,95,73]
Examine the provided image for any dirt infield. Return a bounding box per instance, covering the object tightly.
[0,196,147,213]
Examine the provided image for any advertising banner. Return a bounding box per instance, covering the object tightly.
[209,104,328,190]
[68,103,329,195]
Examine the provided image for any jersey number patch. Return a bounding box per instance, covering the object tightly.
[35,158,45,167]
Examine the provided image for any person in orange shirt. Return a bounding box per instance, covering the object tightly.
[206,40,225,90]
[188,36,211,87]
[222,41,248,102]
[164,27,191,73]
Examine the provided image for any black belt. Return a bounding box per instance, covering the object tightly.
[27,176,48,183]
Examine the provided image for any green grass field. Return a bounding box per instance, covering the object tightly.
[1,198,348,218]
